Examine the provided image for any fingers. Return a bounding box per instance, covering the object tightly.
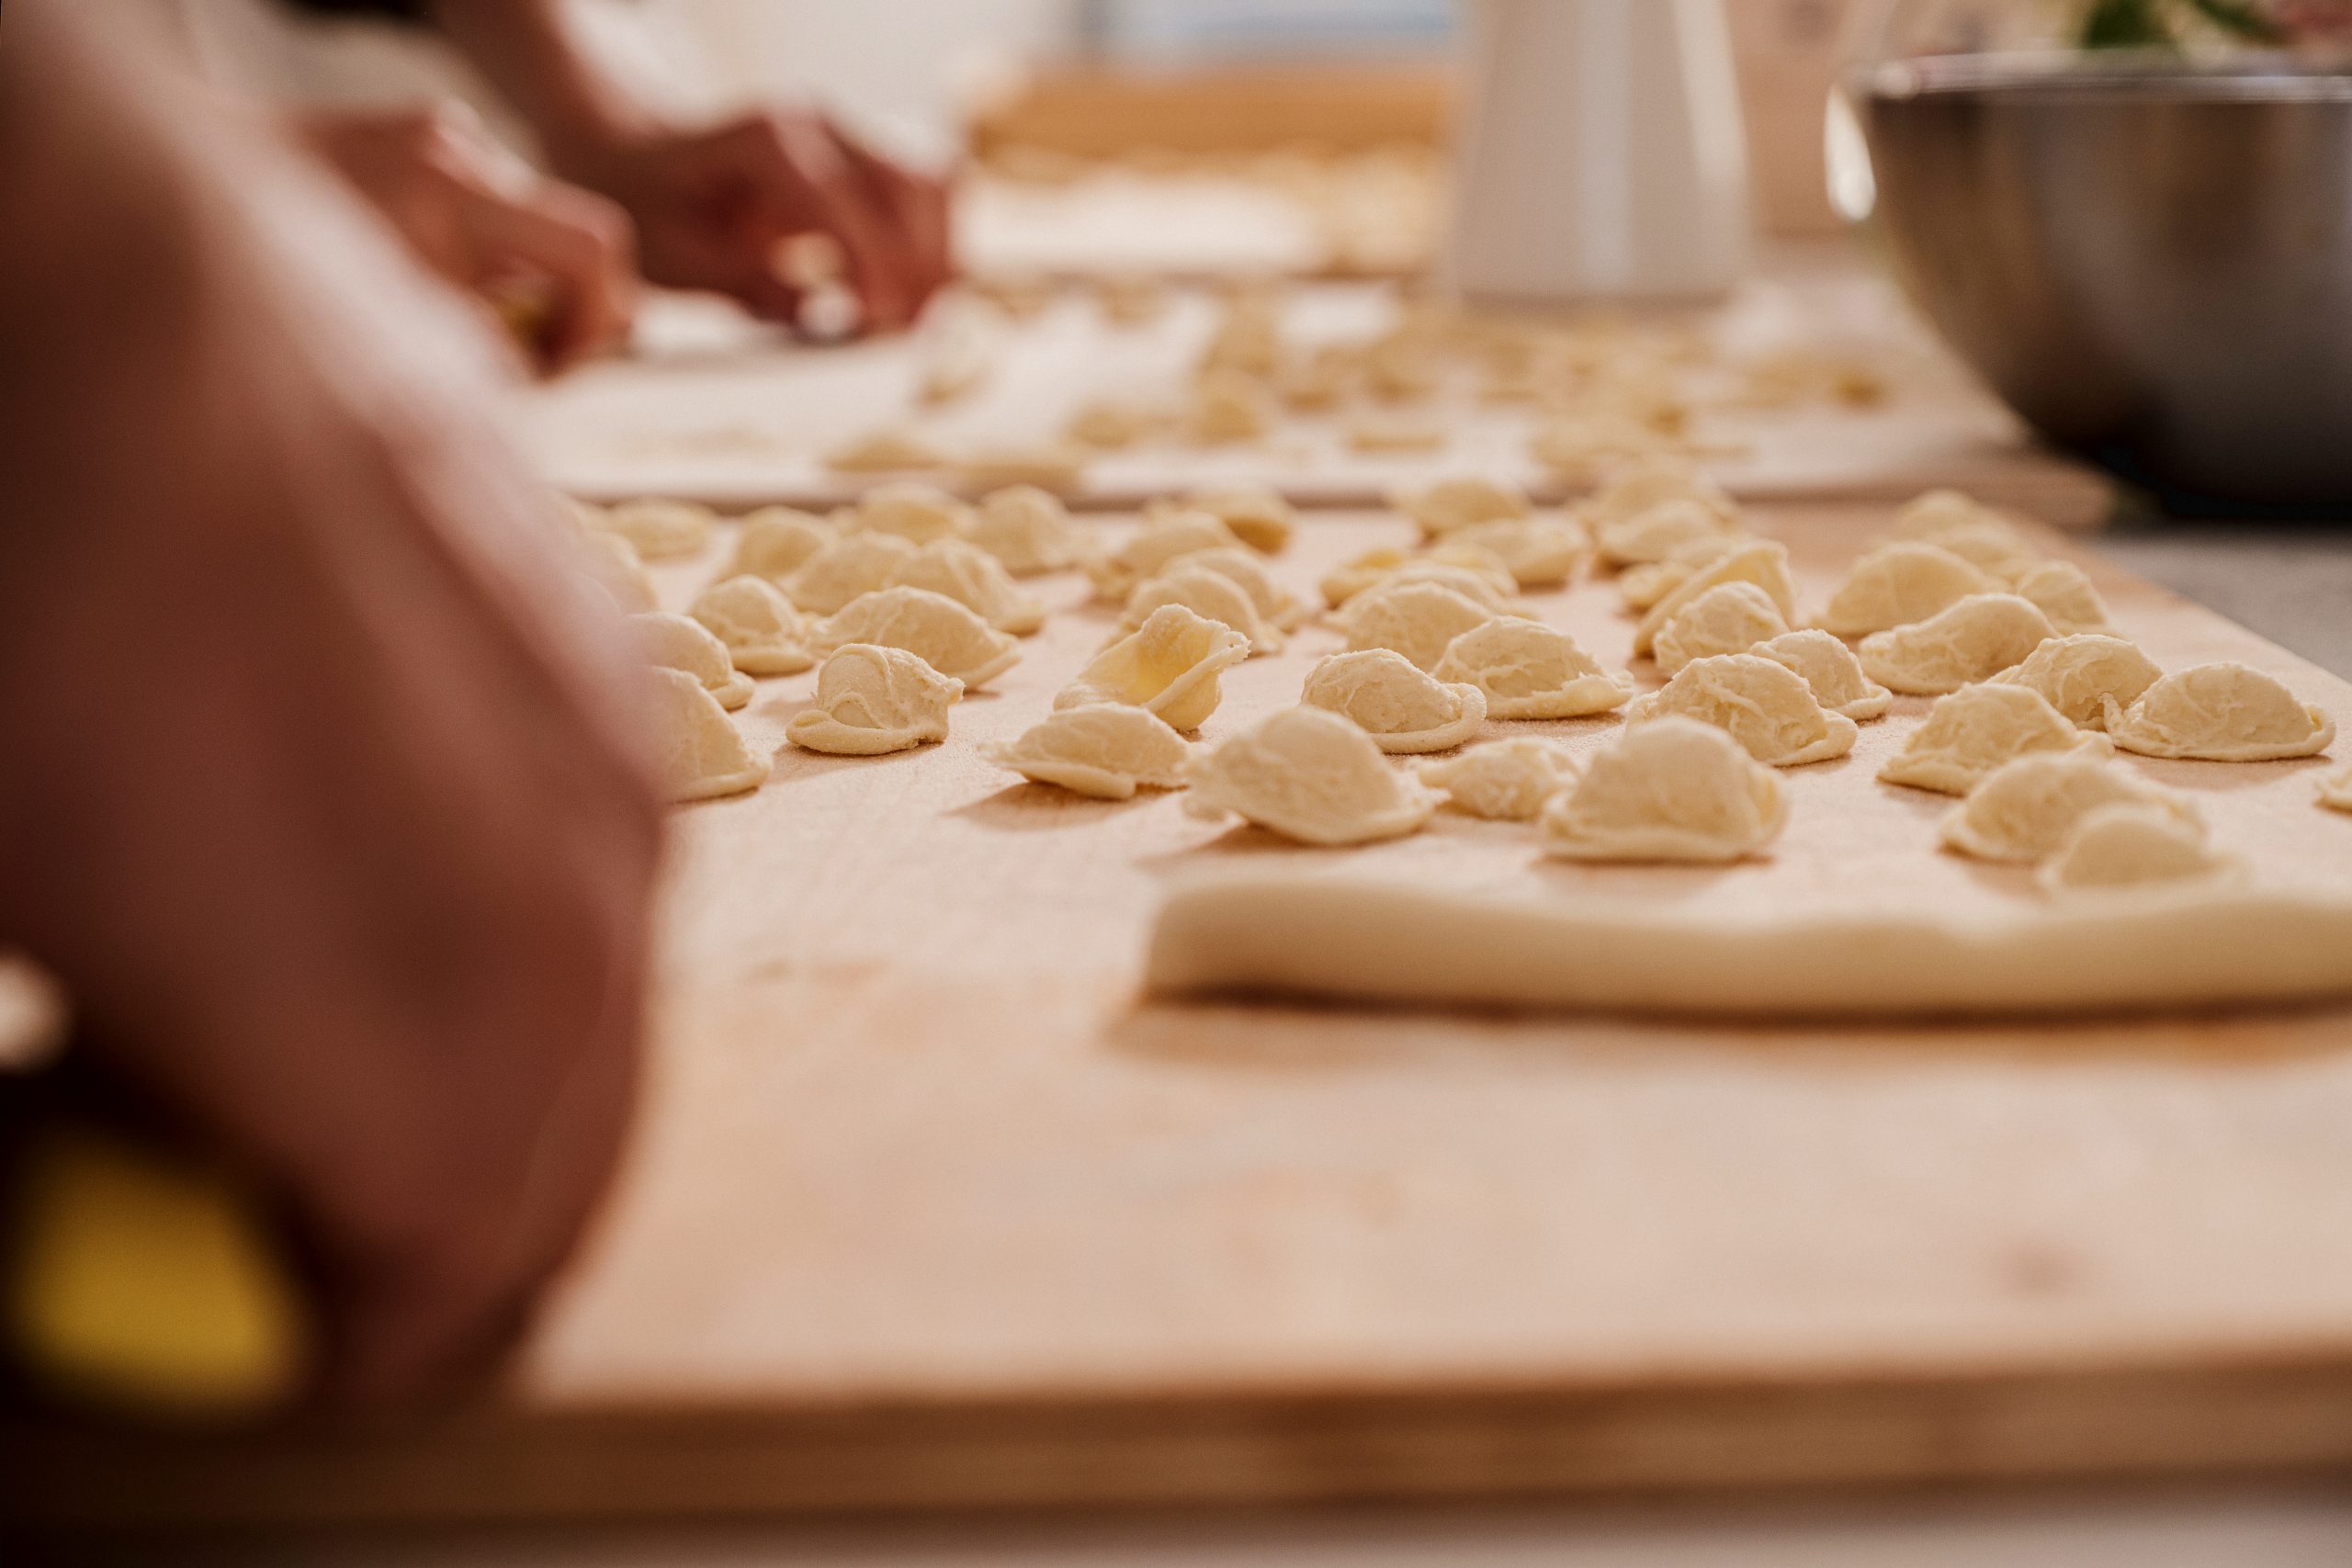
[458,179,639,371]
[822,117,956,317]
[712,114,933,333]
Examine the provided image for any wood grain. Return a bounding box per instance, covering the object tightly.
[9,503,2350,1530]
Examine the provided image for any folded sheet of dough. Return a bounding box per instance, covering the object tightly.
[1145,876,2352,1018]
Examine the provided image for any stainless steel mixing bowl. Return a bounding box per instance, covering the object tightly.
[1847,55,2352,512]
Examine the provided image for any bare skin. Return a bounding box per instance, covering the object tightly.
[0,6,662,1404]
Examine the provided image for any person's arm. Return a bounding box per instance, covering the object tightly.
[0,4,662,1404]
[425,0,954,331]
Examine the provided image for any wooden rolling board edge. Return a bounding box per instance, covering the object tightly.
[12,1349,2352,1531]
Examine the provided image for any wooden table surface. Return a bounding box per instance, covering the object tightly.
[14,500,2352,1532]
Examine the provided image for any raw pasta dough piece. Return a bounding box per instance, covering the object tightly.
[580,530,658,614]
[1347,415,1446,454]
[983,705,1192,799]
[1087,510,1244,600]
[1541,716,1786,862]
[1617,535,1738,614]
[1189,370,1276,446]
[1448,518,1589,588]
[1879,682,2108,795]
[1170,486,1295,554]
[852,482,973,545]
[1174,547,1306,632]
[1419,739,1583,820]
[971,486,1086,575]
[2037,803,2243,895]
[1395,477,1531,538]
[1183,705,1440,846]
[1432,618,1632,718]
[648,667,768,802]
[595,498,715,560]
[1754,629,1892,722]
[690,576,815,676]
[1123,565,1283,655]
[889,538,1046,636]
[810,587,1022,688]
[724,507,831,581]
[2318,767,2352,813]
[1366,559,1518,615]
[1626,653,1858,766]
[1302,650,1488,754]
[1652,581,1792,677]
[1939,751,2198,863]
[2104,662,2336,761]
[1067,397,1163,451]
[1991,634,2161,730]
[1585,463,1739,563]
[2013,559,2118,637]
[1594,499,1744,571]
[1887,490,2038,582]
[785,533,919,615]
[1858,593,2056,695]
[1339,581,1503,671]
[634,612,754,710]
[1813,542,1996,638]
[786,643,962,756]
[956,441,1089,493]
[1058,604,1250,730]
[827,428,945,474]
[1318,543,1512,610]
[1632,541,1798,658]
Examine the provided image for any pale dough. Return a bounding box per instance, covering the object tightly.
[1066,397,1163,451]
[2013,559,2119,637]
[889,538,1046,637]
[1086,511,1245,601]
[1878,682,2109,795]
[1418,738,1584,820]
[1813,542,1996,638]
[1094,273,1170,327]
[1394,477,1532,538]
[970,486,1088,576]
[1939,751,2199,864]
[1754,629,1893,722]
[1626,653,1858,767]
[1122,565,1283,656]
[1057,604,1250,731]
[2319,767,2352,813]
[595,498,715,560]
[689,576,814,677]
[1318,543,1514,610]
[1431,618,1633,719]
[1182,705,1441,846]
[1145,876,2352,1017]
[1364,558,1519,616]
[1531,411,1681,483]
[2037,803,2244,896]
[1632,540,1798,658]
[1339,581,1504,671]
[2104,661,2337,761]
[632,612,753,711]
[1301,649,1488,754]
[1595,499,1744,572]
[1617,535,1738,614]
[1887,490,2039,582]
[647,666,768,802]
[785,643,962,756]
[1541,716,1787,863]
[1584,462,1740,563]
[580,530,658,615]
[956,441,1090,493]
[1346,415,1447,454]
[851,482,974,546]
[1198,293,1283,378]
[1189,370,1276,446]
[982,705,1192,799]
[1652,581,1792,677]
[810,587,1022,688]
[1990,634,2162,730]
[785,533,919,615]
[1446,518,1590,588]
[723,507,832,582]
[1170,486,1295,554]
[1171,547,1307,633]
[1857,593,2056,695]
[827,428,945,474]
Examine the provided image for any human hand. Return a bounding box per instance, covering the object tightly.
[296,103,637,372]
[0,8,662,1404]
[560,109,955,333]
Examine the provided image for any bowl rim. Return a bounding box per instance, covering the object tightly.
[1860,50,2352,104]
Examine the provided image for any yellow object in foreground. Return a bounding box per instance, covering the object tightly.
[5,1120,306,1415]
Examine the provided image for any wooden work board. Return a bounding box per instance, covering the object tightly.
[524,249,2109,526]
[16,503,2352,1531]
